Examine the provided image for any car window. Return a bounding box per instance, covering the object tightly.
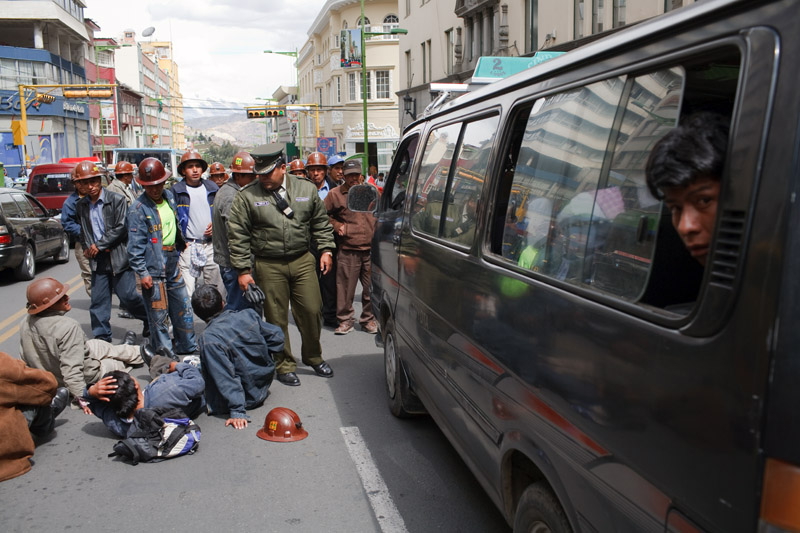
[0,192,23,218]
[12,193,36,218]
[22,194,48,217]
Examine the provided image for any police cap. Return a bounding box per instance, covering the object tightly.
[252,143,285,175]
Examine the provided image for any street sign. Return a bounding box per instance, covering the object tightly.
[316,137,337,158]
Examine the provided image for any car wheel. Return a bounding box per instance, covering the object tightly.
[14,243,35,281]
[54,233,70,264]
[513,483,571,533]
[384,319,414,418]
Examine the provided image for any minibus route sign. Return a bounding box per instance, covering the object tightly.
[472,52,565,84]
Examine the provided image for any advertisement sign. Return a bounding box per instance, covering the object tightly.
[472,52,566,84]
[316,137,337,159]
[340,29,362,67]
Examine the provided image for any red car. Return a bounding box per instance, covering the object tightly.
[26,163,77,211]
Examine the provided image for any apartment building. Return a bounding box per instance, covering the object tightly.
[398,0,699,130]
[140,40,185,150]
[297,0,402,172]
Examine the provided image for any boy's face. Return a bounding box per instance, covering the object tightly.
[183,162,204,186]
[663,175,721,266]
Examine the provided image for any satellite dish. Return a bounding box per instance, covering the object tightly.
[142,27,155,37]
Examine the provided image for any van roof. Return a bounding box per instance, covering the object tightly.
[416,0,746,127]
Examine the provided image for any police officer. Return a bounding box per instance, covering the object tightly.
[227,144,336,387]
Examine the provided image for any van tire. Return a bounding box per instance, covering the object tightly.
[53,234,70,263]
[513,482,572,533]
[384,319,413,418]
[14,243,35,281]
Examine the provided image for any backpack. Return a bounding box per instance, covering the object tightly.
[109,406,201,465]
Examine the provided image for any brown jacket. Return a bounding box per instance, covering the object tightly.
[324,186,376,252]
[0,351,57,482]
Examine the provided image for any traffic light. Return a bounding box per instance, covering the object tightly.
[36,93,56,104]
[63,87,88,98]
[87,88,113,98]
[247,108,285,119]
[62,86,113,98]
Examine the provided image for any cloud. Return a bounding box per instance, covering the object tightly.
[85,0,326,105]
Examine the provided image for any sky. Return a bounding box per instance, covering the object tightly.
[84,0,329,115]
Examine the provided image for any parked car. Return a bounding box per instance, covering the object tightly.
[0,188,70,280]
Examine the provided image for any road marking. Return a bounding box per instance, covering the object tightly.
[340,426,408,533]
[0,274,83,343]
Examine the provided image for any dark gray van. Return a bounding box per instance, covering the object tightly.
[352,0,800,531]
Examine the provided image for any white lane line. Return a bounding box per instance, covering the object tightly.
[340,426,409,533]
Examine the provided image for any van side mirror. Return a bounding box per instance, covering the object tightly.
[347,184,378,213]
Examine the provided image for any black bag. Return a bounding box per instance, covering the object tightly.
[109,406,201,465]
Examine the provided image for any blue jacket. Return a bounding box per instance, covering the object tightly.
[127,190,186,279]
[197,308,283,419]
[170,179,218,236]
[84,363,206,437]
[60,191,82,240]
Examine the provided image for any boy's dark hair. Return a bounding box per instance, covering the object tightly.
[104,370,138,418]
[645,112,730,199]
[192,284,224,322]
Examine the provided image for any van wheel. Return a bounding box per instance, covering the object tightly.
[53,234,70,263]
[513,483,572,533]
[384,319,413,418]
[14,243,35,281]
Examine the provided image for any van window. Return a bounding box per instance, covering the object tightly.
[492,48,741,311]
[29,172,74,196]
[411,115,499,245]
[382,134,419,213]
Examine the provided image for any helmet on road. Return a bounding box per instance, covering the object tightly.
[177,150,208,176]
[137,158,171,186]
[26,278,69,315]
[305,152,328,168]
[71,161,104,182]
[208,162,226,176]
[114,160,136,177]
[230,152,255,174]
[256,407,308,442]
[289,159,306,174]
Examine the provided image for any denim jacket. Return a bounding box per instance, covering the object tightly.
[127,190,186,280]
[198,308,284,419]
[83,363,206,437]
[170,179,218,237]
[60,191,82,240]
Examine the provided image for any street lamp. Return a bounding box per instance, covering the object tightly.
[403,93,416,120]
[359,0,407,173]
[264,49,301,155]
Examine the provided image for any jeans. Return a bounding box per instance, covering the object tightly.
[222,266,248,311]
[142,249,197,354]
[89,254,148,342]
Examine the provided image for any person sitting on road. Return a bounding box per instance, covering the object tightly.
[0,351,69,482]
[645,111,729,266]
[19,278,151,408]
[191,285,284,430]
[81,357,205,438]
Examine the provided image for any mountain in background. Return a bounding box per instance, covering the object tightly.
[183,98,269,148]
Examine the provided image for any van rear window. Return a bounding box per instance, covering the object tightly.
[29,173,74,196]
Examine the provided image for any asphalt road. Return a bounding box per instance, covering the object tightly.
[0,257,508,533]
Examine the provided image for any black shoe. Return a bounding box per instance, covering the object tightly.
[157,346,179,362]
[311,361,334,378]
[276,372,301,386]
[142,323,150,338]
[50,387,69,418]
[118,309,134,319]
[140,341,156,367]
[123,331,137,345]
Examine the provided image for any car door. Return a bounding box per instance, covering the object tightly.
[11,192,57,257]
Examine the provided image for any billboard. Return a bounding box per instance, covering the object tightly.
[341,29,362,67]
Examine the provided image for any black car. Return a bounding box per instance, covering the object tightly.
[0,187,70,280]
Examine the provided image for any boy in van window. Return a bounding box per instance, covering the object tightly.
[645,112,729,266]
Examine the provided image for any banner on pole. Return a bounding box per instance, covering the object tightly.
[340,29,362,67]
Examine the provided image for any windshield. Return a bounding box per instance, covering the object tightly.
[116,151,175,172]
[29,172,74,196]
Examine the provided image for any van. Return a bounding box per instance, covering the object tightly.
[352,1,800,531]
[26,163,77,211]
[112,148,181,178]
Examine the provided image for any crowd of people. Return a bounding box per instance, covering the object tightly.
[1,144,382,480]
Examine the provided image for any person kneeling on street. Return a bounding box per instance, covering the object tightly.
[0,351,69,482]
[191,285,284,430]
[81,356,205,438]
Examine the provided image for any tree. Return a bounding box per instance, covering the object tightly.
[203,141,239,164]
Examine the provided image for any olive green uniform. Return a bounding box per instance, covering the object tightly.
[227,176,335,374]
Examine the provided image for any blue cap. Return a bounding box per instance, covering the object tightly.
[327,155,344,166]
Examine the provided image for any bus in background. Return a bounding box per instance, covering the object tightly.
[112,148,182,180]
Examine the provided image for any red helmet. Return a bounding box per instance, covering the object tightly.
[71,161,104,182]
[208,162,226,175]
[230,152,255,174]
[137,157,171,186]
[26,278,69,315]
[305,152,328,168]
[256,407,308,442]
[289,159,306,174]
[114,160,136,176]
[177,150,208,176]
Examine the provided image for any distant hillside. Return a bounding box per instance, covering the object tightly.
[185,113,270,148]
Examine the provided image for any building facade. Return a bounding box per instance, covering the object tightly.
[0,0,92,176]
[398,0,700,130]
[140,40,185,150]
[298,0,402,173]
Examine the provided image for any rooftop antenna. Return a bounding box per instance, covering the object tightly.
[142,26,155,39]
